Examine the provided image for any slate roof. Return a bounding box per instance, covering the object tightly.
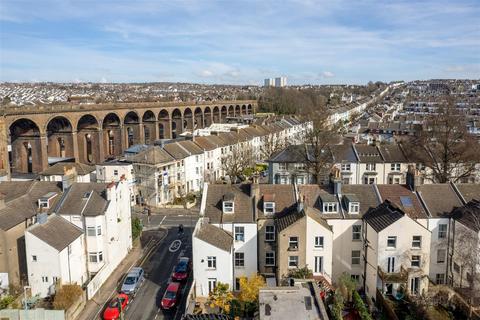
[28,215,83,251]
[297,185,343,219]
[193,136,217,151]
[0,181,63,231]
[255,184,297,219]
[130,146,175,165]
[341,184,381,217]
[203,184,255,224]
[177,140,204,155]
[378,144,409,163]
[275,207,332,232]
[195,222,233,252]
[55,183,109,217]
[353,145,383,163]
[416,184,463,218]
[363,201,405,232]
[40,162,95,176]
[451,200,480,232]
[163,142,190,160]
[268,145,309,163]
[455,184,480,203]
[330,144,358,163]
[377,184,427,219]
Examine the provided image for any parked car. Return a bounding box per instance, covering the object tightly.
[120,267,144,295]
[161,282,181,310]
[103,293,129,320]
[172,257,190,281]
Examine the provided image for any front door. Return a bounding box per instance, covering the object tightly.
[387,257,395,273]
[314,256,323,273]
[410,277,420,295]
[208,278,217,294]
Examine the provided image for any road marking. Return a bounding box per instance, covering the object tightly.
[159,215,166,225]
[179,249,185,257]
[169,239,182,252]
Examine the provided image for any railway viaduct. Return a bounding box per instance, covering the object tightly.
[0,100,256,175]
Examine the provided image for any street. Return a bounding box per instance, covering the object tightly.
[124,227,194,320]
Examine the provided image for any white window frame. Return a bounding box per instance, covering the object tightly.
[351,250,361,265]
[412,235,422,249]
[234,252,245,267]
[436,273,445,285]
[88,251,103,263]
[265,252,275,266]
[288,256,299,268]
[387,236,397,248]
[438,224,447,239]
[437,249,446,264]
[264,202,275,215]
[234,226,245,242]
[352,225,362,241]
[278,163,287,171]
[366,163,376,171]
[265,225,275,242]
[349,202,360,214]
[411,255,421,268]
[87,226,96,237]
[314,236,324,249]
[323,202,338,213]
[289,236,299,250]
[341,163,351,171]
[390,163,401,171]
[207,256,217,269]
[223,201,234,214]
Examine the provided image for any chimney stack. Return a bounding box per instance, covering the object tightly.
[62,166,77,192]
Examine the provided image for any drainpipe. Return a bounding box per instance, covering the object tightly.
[363,220,368,293]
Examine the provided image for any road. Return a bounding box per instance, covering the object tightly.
[123,225,195,320]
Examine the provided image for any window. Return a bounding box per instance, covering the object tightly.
[208,278,217,294]
[411,255,421,267]
[438,224,447,239]
[412,236,422,248]
[265,252,275,266]
[437,249,446,263]
[89,252,103,263]
[265,225,275,242]
[296,176,305,184]
[364,176,376,184]
[349,202,360,214]
[235,278,241,291]
[38,199,49,209]
[351,274,360,283]
[351,250,361,265]
[410,277,420,295]
[207,256,217,269]
[113,170,118,176]
[436,273,445,285]
[42,276,49,283]
[279,176,288,184]
[235,252,245,267]
[387,236,397,248]
[294,163,306,170]
[352,225,362,241]
[234,226,245,242]
[387,256,395,273]
[32,255,37,262]
[366,163,376,171]
[279,163,287,171]
[391,163,401,171]
[289,236,299,250]
[223,201,234,213]
[288,256,299,268]
[323,202,338,213]
[341,163,351,171]
[314,256,323,273]
[264,202,275,215]
[314,236,324,248]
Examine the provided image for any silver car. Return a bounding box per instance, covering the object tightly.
[121,267,144,295]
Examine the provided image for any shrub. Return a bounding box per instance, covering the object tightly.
[131,217,143,239]
[53,284,83,310]
[0,295,15,309]
[332,291,344,320]
[353,290,373,320]
[287,266,313,279]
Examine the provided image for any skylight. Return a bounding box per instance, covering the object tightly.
[400,196,413,208]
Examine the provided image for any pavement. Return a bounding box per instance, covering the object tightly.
[76,228,167,320]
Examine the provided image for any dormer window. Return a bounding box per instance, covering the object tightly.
[323,202,338,213]
[222,192,235,214]
[349,202,360,213]
[263,193,276,215]
[264,202,275,214]
[38,199,49,209]
[223,201,234,213]
[38,192,58,209]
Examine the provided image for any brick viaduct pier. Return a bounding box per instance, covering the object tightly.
[0,100,256,174]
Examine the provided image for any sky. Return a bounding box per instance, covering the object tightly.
[0,0,479,85]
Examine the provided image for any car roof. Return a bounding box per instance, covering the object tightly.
[167,282,180,291]
[127,267,143,276]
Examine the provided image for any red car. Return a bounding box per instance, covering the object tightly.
[161,282,180,310]
[103,293,129,320]
[172,257,190,281]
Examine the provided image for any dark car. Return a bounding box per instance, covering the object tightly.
[172,257,190,281]
[161,282,181,310]
[103,293,129,320]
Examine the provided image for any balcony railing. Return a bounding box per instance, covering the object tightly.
[378,265,408,283]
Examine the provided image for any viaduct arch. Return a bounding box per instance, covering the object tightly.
[3,100,256,174]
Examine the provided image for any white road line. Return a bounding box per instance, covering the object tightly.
[159,215,167,225]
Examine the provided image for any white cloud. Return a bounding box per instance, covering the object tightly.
[320,71,335,78]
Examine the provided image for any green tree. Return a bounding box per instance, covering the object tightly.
[287,266,313,279]
[131,217,143,239]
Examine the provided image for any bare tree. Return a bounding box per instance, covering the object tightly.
[260,133,288,160]
[405,98,480,183]
[301,113,339,184]
[221,143,254,183]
